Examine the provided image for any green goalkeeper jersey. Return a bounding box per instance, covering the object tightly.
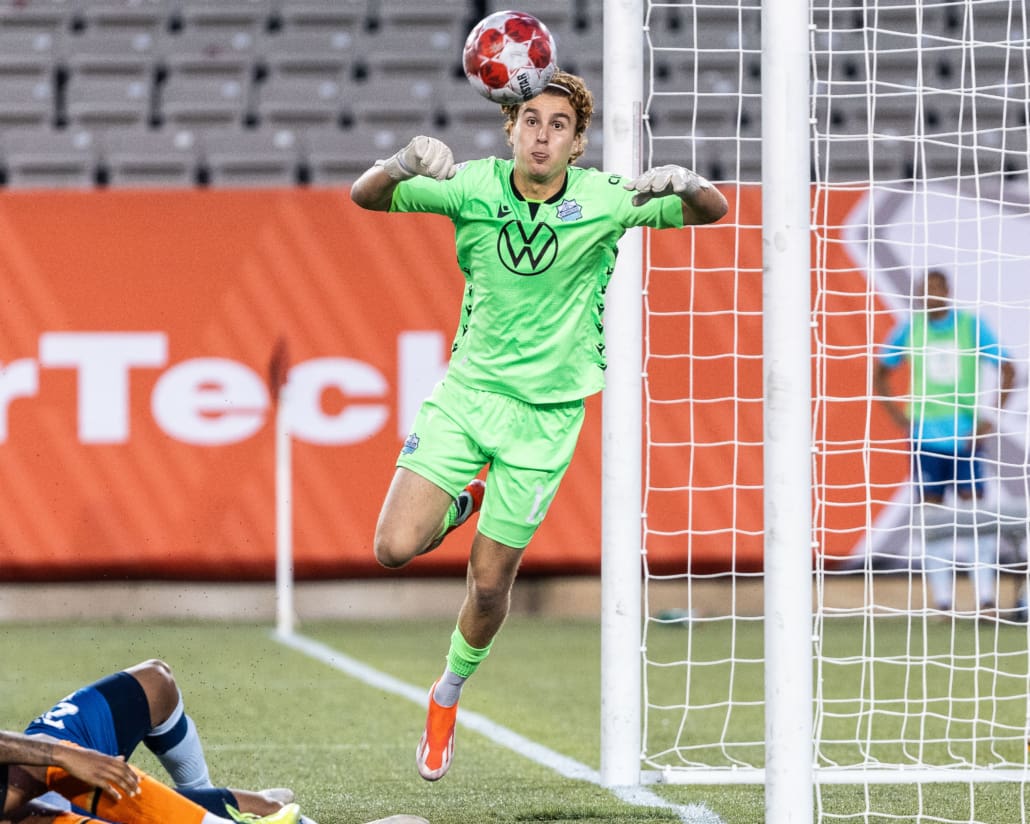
[391,157,685,404]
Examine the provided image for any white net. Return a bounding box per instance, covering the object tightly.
[639,0,1030,820]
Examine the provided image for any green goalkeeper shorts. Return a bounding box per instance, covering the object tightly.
[396,378,586,549]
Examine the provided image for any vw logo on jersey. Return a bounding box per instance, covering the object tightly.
[496,220,558,276]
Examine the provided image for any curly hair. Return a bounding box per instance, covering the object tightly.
[501,70,595,164]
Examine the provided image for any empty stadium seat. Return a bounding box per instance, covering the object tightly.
[0,75,55,127]
[158,25,260,77]
[60,28,159,76]
[158,73,248,126]
[252,73,346,127]
[276,0,370,32]
[101,125,201,187]
[201,124,303,186]
[75,0,167,34]
[260,27,360,78]
[0,0,73,32]
[0,29,60,78]
[372,0,471,30]
[359,22,463,81]
[2,126,99,188]
[64,73,152,128]
[175,0,273,33]
[303,123,398,184]
[343,74,441,129]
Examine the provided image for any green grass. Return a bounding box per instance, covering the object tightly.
[1,617,1027,823]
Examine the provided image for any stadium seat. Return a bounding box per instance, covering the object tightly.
[344,74,441,129]
[260,27,360,78]
[438,91,502,129]
[64,74,153,128]
[60,28,159,77]
[201,124,303,186]
[372,0,472,30]
[75,0,167,34]
[101,125,201,187]
[302,123,400,185]
[175,0,273,33]
[0,0,73,32]
[359,22,463,81]
[275,0,370,32]
[0,75,56,127]
[436,122,508,164]
[158,26,260,78]
[158,72,248,127]
[251,73,346,127]
[2,126,99,188]
[0,29,60,78]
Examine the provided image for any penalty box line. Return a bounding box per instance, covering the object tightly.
[272,630,724,824]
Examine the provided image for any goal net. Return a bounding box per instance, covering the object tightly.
[635,0,1030,820]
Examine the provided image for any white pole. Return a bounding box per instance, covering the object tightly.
[761,0,813,822]
[274,375,295,637]
[600,0,643,788]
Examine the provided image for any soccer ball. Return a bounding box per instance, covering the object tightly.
[462,10,557,105]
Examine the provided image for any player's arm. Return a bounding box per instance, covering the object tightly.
[0,731,139,800]
[623,165,729,225]
[999,359,1016,407]
[350,136,456,212]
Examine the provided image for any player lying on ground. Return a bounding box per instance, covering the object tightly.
[9,659,428,824]
[0,729,298,824]
[350,69,728,781]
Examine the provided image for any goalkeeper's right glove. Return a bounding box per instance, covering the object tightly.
[375,135,456,182]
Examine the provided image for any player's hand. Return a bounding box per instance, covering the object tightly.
[624,165,709,206]
[54,744,140,800]
[377,136,456,182]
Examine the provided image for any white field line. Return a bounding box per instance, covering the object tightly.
[273,630,724,824]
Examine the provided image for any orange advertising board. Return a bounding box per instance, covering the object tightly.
[0,186,900,581]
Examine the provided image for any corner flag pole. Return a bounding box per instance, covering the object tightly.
[269,336,295,637]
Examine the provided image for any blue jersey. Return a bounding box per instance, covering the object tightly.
[24,672,150,757]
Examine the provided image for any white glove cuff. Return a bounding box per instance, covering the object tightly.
[374,153,415,182]
[679,168,712,196]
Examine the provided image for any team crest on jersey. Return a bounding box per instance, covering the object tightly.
[401,433,420,454]
[555,198,583,222]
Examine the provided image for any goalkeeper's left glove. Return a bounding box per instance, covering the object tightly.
[624,165,711,206]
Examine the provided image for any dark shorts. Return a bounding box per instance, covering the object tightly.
[913,446,984,501]
[23,672,151,759]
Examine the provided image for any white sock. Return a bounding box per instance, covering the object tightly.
[924,537,956,610]
[971,535,999,607]
[145,693,213,790]
[432,670,468,708]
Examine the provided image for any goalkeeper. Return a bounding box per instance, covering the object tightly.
[350,70,728,781]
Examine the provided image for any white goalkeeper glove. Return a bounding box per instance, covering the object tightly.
[375,135,456,182]
[624,164,710,206]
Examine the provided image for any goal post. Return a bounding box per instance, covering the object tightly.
[760,5,814,824]
[600,0,645,788]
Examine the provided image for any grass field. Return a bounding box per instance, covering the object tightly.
[0,617,1026,823]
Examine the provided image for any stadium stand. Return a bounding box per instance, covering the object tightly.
[0,0,1022,188]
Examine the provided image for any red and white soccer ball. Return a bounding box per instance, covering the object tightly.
[462,10,557,105]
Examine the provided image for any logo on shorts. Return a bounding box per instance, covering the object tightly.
[402,433,420,454]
